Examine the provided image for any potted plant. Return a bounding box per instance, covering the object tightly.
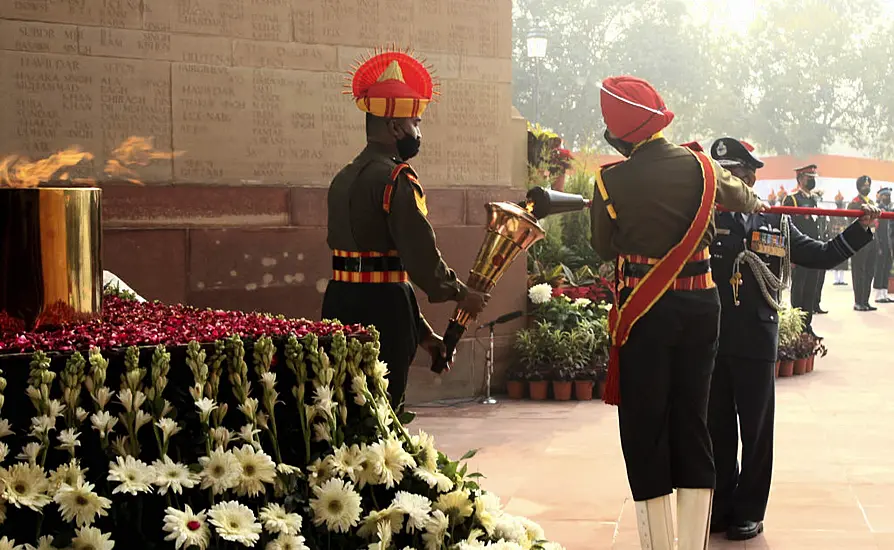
[513,322,553,400]
[792,333,813,375]
[777,306,806,378]
[505,362,527,400]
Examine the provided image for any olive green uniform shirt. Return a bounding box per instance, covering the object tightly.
[327,142,468,308]
[590,138,762,260]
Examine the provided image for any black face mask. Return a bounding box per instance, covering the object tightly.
[396,135,421,161]
[604,129,633,157]
[804,177,817,190]
[859,186,871,196]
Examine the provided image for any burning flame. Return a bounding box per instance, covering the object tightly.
[0,136,183,189]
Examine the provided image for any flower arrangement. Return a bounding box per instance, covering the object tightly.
[0,292,565,550]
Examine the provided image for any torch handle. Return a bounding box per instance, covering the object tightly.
[717,205,894,220]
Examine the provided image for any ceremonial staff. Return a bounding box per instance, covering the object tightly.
[717,204,894,219]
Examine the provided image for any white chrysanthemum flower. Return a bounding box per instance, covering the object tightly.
[194,398,217,423]
[163,505,210,550]
[413,466,454,492]
[89,411,118,438]
[435,489,474,526]
[422,510,449,550]
[265,534,309,550]
[493,515,527,543]
[208,501,262,547]
[474,492,503,535]
[527,283,553,304]
[410,430,438,472]
[309,478,363,534]
[537,543,567,550]
[370,437,415,489]
[0,442,8,463]
[350,375,369,406]
[16,442,41,465]
[356,507,403,539]
[155,418,181,442]
[259,503,302,536]
[153,456,199,495]
[392,491,431,533]
[107,455,154,495]
[23,535,56,550]
[330,444,363,483]
[482,542,524,550]
[0,419,12,438]
[199,448,242,495]
[1,462,51,511]
[514,516,546,546]
[232,444,276,497]
[72,526,114,550]
[54,480,111,527]
[56,429,81,453]
[48,459,87,496]
[573,297,592,308]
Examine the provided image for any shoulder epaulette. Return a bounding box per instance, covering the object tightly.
[600,160,625,171]
[383,162,424,215]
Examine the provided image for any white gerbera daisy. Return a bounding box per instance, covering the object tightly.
[309,478,363,534]
[410,430,438,472]
[107,455,154,495]
[208,501,262,547]
[54,480,111,526]
[356,507,403,538]
[392,491,432,533]
[474,492,503,535]
[199,448,242,495]
[330,444,363,483]
[413,466,454,492]
[162,505,210,550]
[153,456,199,495]
[259,503,302,536]
[49,459,87,496]
[265,534,309,550]
[306,457,333,489]
[23,535,56,550]
[422,510,449,550]
[71,527,114,550]
[0,536,23,550]
[435,489,474,526]
[369,437,415,489]
[1,462,51,511]
[56,429,81,453]
[527,283,553,304]
[232,444,276,497]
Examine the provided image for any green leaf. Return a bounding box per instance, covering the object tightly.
[460,448,478,460]
[466,472,486,479]
[397,411,416,425]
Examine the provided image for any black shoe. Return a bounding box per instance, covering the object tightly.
[855,304,870,311]
[834,282,847,286]
[727,520,764,541]
[866,303,878,311]
[876,298,894,304]
[814,307,828,315]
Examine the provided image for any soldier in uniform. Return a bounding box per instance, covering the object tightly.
[590,76,763,550]
[849,176,879,311]
[323,47,489,411]
[782,166,823,336]
[872,187,893,303]
[706,138,878,541]
[830,192,851,285]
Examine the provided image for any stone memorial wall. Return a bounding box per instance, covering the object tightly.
[0,0,527,402]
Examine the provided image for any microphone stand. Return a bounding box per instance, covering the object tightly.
[474,310,524,405]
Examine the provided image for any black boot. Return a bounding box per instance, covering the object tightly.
[727,520,764,541]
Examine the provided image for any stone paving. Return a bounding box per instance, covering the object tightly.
[411,284,894,549]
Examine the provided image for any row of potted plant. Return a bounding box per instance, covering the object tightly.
[776,305,827,377]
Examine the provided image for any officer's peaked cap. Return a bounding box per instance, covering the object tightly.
[710,137,764,170]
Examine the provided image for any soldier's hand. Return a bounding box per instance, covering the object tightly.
[459,290,490,317]
[754,202,770,213]
[859,204,881,228]
[420,332,452,371]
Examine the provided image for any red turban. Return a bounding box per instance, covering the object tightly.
[600,76,675,144]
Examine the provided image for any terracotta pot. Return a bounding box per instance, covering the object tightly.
[778,361,795,377]
[793,358,808,375]
[888,276,894,293]
[596,380,606,399]
[552,381,573,401]
[528,381,549,401]
[507,380,525,400]
[775,361,781,378]
[553,172,567,192]
[807,355,815,372]
[574,380,595,401]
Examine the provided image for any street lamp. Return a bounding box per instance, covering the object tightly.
[526,27,548,123]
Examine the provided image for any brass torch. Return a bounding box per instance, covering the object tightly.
[431,187,592,373]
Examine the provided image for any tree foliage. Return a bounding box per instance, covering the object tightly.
[513,0,894,158]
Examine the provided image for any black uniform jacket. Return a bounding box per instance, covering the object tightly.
[782,191,820,240]
[711,211,873,361]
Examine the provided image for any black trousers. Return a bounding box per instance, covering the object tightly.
[321,280,420,410]
[618,287,720,501]
[708,355,775,524]
[815,270,826,308]
[873,243,892,290]
[852,241,878,305]
[790,266,820,328]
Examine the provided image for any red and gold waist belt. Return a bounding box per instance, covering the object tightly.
[331,250,408,283]
[619,248,714,291]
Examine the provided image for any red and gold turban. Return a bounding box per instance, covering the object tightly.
[599,76,675,144]
[347,46,438,119]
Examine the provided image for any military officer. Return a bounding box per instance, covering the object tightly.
[872,187,893,303]
[849,176,879,311]
[590,76,763,550]
[707,138,878,541]
[322,47,489,411]
[782,165,824,336]
[830,192,850,285]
